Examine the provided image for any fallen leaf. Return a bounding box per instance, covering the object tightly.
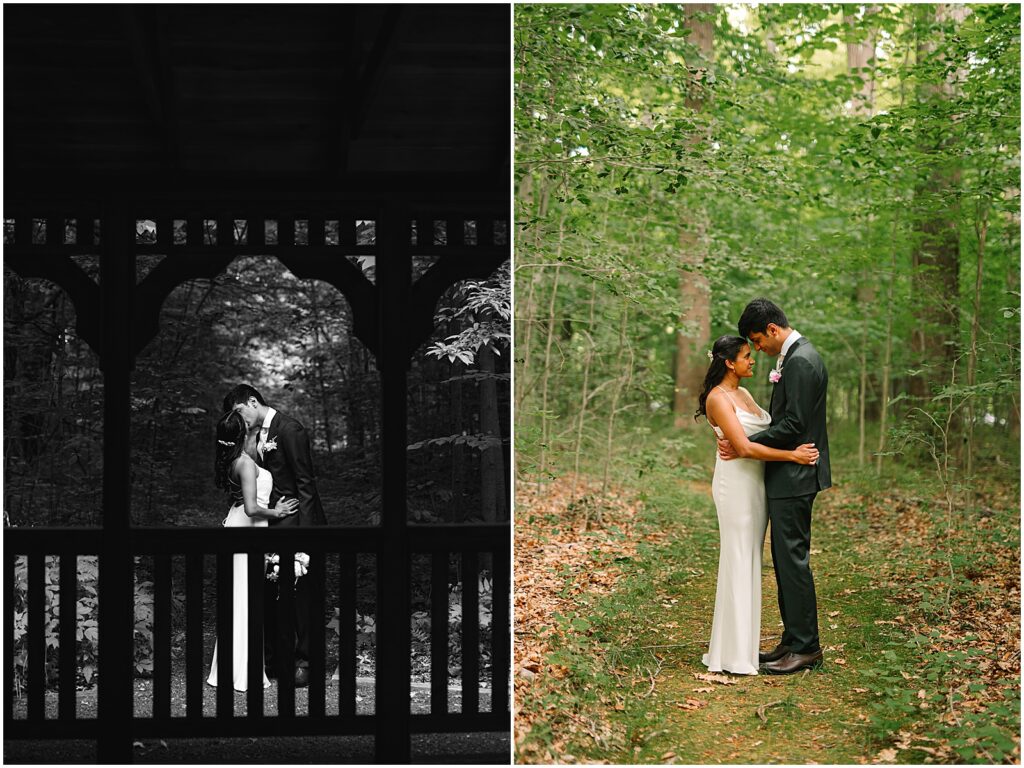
[677,698,708,710]
[693,686,715,693]
[661,751,677,761]
[876,748,898,763]
[693,672,737,686]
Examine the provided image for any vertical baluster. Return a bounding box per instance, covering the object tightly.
[308,217,325,248]
[338,215,356,249]
[5,554,15,725]
[153,554,171,720]
[185,553,203,720]
[339,552,356,717]
[27,554,45,721]
[248,214,265,249]
[215,551,234,718]
[47,214,63,247]
[308,547,326,719]
[278,217,295,249]
[447,217,463,247]
[186,216,203,248]
[247,548,265,717]
[76,216,92,248]
[277,547,296,718]
[478,217,495,247]
[217,216,234,249]
[14,215,29,247]
[58,553,77,721]
[155,217,172,251]
[492,548,510,716]
[431,551,448,715]
[461,551,479,715]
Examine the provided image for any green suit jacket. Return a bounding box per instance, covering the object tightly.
[749,336,832,499]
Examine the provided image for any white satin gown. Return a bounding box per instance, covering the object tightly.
[207,463,272,691]
[702,401,770,675]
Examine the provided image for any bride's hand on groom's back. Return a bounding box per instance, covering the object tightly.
[793,443,819,465]
[274,497,299,518]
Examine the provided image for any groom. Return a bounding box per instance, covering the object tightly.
[223,384,328,687]
[718,298,832,674]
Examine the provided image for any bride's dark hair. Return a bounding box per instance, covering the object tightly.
[214,410,247,490]
[695,335,749,421]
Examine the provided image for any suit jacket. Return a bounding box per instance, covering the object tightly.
[257,411,327,526]
[749,336,832,499]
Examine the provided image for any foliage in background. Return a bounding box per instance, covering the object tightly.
[515,3,1020,492]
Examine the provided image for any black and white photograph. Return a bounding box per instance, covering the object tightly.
[4,3,511,763]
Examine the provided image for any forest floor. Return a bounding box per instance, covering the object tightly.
[514,463,1020,765]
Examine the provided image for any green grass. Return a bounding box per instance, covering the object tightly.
[515,417,1020,764]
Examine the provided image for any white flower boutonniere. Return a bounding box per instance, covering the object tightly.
[263,437,279,453]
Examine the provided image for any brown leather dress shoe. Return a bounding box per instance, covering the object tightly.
[758,643,791,664]
[764,649,823,675]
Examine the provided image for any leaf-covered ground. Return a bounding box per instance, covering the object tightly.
[514,470,1020,764]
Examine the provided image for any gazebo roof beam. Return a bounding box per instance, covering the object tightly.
[121,7,180,170]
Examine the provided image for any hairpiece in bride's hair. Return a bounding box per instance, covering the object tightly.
[706,350,714,360]
[217,439,236,447]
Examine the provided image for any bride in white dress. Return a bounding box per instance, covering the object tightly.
[208,410,298,691]
[695,336,819,674]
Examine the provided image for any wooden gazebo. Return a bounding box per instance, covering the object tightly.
[4,5,510,762]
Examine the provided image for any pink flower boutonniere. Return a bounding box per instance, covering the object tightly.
[769,369,782,384]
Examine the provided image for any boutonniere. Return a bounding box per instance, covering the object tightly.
[263,437,279,453]
[769,368,782,384]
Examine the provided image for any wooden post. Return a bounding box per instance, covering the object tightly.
[374,205,411,762]
[97,206,136,763]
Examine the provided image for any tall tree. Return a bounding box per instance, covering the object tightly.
[673,4,715,427]
[909,4,968,400]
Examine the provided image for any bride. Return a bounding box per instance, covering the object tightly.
[208,410,298,691]
[695,335,818,674]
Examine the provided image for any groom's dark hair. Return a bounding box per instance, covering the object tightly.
[738,298,789,338]
[223,384,267,412]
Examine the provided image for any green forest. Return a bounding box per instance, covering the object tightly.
[514,3,1019,764]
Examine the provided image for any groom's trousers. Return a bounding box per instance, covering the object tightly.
[265,555,322,671]
[767,493,820,654]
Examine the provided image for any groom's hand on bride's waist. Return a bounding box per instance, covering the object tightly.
[717,436,738,461]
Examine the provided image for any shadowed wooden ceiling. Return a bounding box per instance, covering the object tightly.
[4,4,509,189]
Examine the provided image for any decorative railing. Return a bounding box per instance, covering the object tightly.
[6,525,509,740]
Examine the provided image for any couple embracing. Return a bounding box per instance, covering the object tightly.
[697,299,832,675]
[208,384,327,691]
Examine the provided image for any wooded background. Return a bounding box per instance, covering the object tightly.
[4,235,510,528]
[515,3,1020,488]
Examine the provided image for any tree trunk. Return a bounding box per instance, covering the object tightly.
[538,217,564,477]
[909,3,966,402]
[876,218,900,475]
[673,4,714,427]
[570,282,597,503]
[965,204,988,478]
[603,304,632,494]
[478,345,506,523]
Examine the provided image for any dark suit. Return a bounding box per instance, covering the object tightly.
[257,410,327,670]
[748,336,831,654]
